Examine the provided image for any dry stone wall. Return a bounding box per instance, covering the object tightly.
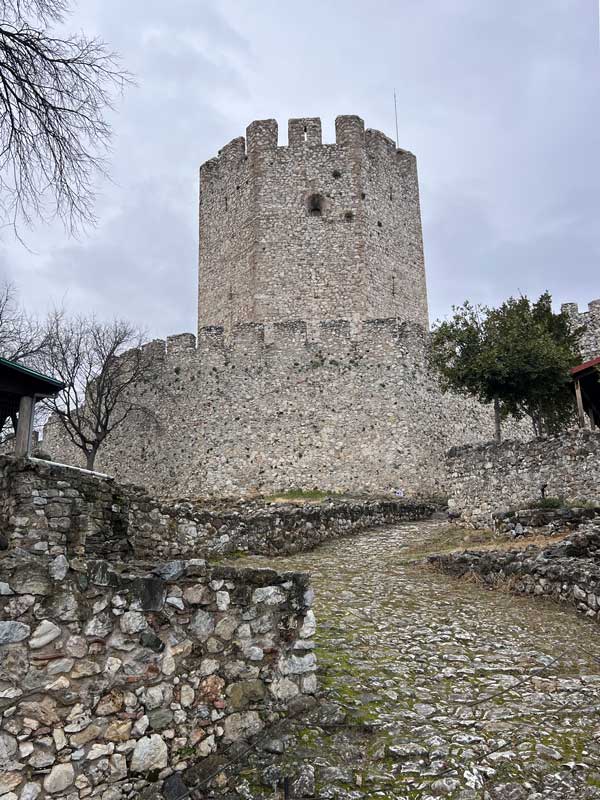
[0,457,433,563]
[430,525,600,623]
[446,430,600,527]
[0,553,315,800]
[0,458,317,799]
[42,321,512,500]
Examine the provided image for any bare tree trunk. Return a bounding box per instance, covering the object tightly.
[494,398,502,444]
[86,449,96,471]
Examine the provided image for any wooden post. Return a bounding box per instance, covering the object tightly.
[14,395,34,457]
[574,378,586,429]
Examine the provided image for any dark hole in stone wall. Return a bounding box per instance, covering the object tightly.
[307,194,324,216]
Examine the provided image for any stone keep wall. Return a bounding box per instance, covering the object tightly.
[0,456,433,563]
[42,321,509,500]
[446,430,600,527]
[198,116,428,330]
[562,298,600,362]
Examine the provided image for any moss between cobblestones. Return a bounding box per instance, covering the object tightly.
[212,519,600,798]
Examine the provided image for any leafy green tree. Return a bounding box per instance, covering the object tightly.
[430,292,582,442]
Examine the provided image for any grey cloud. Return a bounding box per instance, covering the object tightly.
[2,0,597,334]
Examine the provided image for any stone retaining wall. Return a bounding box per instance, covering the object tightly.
[429,527,600,622]
[41,320,516,502]
[0,551,315,799]
[130,497,435,562]
[492,506,600,538]
[0,456,434,562]
[445,430,600,527]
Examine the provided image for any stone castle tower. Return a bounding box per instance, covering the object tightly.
[45,115,522,499]
[198,115,429,330]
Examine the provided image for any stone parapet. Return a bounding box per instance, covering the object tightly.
[561,297,600,362]
[40,316,516,500]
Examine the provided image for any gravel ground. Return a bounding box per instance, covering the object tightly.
[199,519,600,800]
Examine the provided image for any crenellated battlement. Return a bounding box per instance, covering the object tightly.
[562,298,600,316]
[562,298,600,362]
[106,318,429,386]
[200,115,415,174]
[198,114,428,332]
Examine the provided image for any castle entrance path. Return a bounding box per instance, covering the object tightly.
[214,519,600,799]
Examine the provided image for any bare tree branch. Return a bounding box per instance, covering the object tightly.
[0,279,46,360]
[1,2,67,24]
[0,0,130,235]
[40,311,161,470]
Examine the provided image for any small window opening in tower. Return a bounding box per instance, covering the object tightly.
[392,276,396,296]
[389,186,393,201]
[344,210,354,222]
[303,125,308,142]
[225,196,228,210]
[307,194,324,216]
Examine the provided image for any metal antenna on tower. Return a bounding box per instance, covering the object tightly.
[393,89,399,148]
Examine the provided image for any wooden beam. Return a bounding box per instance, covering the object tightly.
[574,379,586,428]
[14,395,34,457]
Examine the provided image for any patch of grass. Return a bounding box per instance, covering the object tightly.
[399,524,494,561]
[528,496,565,509]
[263,489,344,503]
[209,549,248,564]
[519,496,600,511]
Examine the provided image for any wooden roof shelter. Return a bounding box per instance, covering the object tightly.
[0,357,64,457]
[571,356,600,430]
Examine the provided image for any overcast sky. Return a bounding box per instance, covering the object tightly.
[1,0,598,338]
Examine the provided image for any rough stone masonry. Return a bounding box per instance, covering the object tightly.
[43,114,532,500]
[445,430,600,528]
[0,456,433,563]
[39,116,600,501]
[0,456,318,800]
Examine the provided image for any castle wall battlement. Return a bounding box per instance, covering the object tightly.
[562,298,600,362]
[160,317,423,357]
[52,297,598,502]
[43,313,519,500]
[202,116,406,162]
[198,115,428,332]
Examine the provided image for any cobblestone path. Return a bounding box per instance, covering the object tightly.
[218,520,600,800]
